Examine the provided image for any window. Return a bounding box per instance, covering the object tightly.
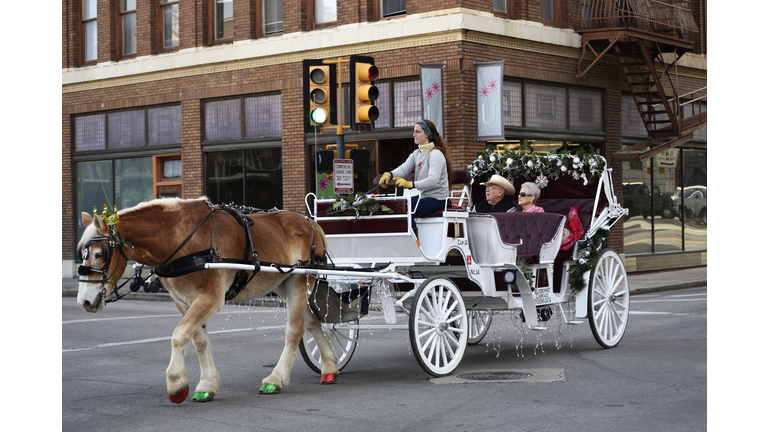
[493,0,507,14]
[206,149,283,209]
[314,0,337,25]
[263,0,283,35]
[543,0,561,26]
[214,0,234,40]
[160,0,180,49]
[524,83,567,130]
[81,0,98,63]
[119,0,138,56]
[568,88,603,132]
[394,80,421,127]
[73,105,182,152]
[382,0,406,18]
[204,94,283,142]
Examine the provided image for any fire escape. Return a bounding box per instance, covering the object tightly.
[574,0,706,161]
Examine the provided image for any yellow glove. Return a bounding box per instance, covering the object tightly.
[378,172,392,187]
[394,177,414,189]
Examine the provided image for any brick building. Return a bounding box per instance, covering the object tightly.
[62,0,707,277]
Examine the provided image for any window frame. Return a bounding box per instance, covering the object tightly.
[262,0,284,36]
[309,0,337,29]
[492,0,512,19]
[158,0,180,51]
[542,0,562,27]
[379,0,406,20]
[80,0,98,65]
[117,0,138,59]
[210,0,234,44]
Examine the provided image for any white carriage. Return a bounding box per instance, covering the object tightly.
[299,154,631,377]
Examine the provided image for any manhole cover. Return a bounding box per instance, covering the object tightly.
[457,371,532,381]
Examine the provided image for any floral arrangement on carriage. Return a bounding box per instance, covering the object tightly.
[329,191,394,221]
[467,148,611,292]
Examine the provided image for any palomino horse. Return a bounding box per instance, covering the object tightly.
[76,197,339,402]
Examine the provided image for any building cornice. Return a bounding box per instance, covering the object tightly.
[62,8,706,93]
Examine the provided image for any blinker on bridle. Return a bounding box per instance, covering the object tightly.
[78,205,135,303]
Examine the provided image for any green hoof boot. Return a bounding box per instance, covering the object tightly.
[259,383,280,394]
[191,391,215,402]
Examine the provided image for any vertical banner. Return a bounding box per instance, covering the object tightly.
[475,61,505,141]
[420,63,445,138]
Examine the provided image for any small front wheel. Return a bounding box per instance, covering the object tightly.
[467,310,492,345]
[409,277,468,377]
[588,249,630,348]
[299,323,358,374]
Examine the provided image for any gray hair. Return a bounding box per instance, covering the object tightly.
[520,182,541,203]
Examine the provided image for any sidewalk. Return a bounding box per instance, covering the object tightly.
[62,266,706,302]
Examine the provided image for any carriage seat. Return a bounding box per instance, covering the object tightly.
[471,212,566,264]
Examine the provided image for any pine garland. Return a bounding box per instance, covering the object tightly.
[567,228,611,292]
[467,148,606,186]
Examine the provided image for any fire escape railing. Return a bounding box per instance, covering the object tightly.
[575,0,699,43]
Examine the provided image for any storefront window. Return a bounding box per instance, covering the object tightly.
[206,148,282,209]
[76,160,113,245]
[115,158,154,210]
[622,159,652,255]
[681,149,707,251]
[653,149,682,252]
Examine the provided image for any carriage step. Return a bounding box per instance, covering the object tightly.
[566,320,583,325]
[530,326,548,331]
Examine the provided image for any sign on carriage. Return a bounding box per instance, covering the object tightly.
[333,159,354,194]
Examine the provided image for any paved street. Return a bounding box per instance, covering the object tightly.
[63,286,707,431]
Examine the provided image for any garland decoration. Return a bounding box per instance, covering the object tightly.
[567,228,611,292]
[466,148,607,187]
[330,192,393,221]
[516,258,535,288]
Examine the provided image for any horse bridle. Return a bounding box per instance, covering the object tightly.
[78,224,134,302]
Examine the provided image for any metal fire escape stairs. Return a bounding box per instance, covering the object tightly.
[575,4,706,162]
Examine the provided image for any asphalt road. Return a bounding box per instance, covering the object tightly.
[62,287,707,431]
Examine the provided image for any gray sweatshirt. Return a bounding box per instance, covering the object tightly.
[389,149,449,200]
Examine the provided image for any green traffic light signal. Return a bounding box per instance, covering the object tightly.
[310,108,328,124]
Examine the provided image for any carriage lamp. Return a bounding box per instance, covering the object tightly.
[503,270,516,284]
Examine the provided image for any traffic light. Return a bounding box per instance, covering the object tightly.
[349,55,379,131]
[303,59,337,132]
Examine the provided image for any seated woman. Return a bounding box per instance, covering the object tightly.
[377,119,454,232]
[471,174,517,213]
[518,182,544,213]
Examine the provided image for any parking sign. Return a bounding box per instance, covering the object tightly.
[333,159,354,194]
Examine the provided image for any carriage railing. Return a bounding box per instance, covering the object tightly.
[574,0,699,43]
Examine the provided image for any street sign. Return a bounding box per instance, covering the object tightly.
[333,159,354,194]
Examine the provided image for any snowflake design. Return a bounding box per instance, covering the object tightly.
[535,175,549,189]
[479,86,490,98]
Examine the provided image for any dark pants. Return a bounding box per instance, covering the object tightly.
[410,196,445,230]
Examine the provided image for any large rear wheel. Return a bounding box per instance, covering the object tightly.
[467,310,492,345]
[408,277,468,377]
[588,249,630,348]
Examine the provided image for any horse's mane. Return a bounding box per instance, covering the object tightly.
[77,197,210,249]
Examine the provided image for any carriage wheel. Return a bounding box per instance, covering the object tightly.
[298,323,358,374]
[408,277,468,377]
[467,310,492,345]
[588,249,630,348]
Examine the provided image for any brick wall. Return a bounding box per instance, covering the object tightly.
[604,88,624,252]
[98,0,118,62]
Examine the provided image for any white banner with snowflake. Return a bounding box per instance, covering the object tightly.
[475,61,505,141]
[420,63,445,138]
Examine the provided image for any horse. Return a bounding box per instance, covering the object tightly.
[76,197,339,403]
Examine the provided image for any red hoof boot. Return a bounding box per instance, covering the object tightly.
[169,386,189,404]
[320,373,338,384]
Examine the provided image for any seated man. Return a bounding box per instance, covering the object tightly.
[471,174,518,213]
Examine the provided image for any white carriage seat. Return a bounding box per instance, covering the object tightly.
[468,212,567,265]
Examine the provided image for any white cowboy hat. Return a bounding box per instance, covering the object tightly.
[480,174,516,196]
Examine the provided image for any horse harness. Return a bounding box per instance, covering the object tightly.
[79,201,328,303]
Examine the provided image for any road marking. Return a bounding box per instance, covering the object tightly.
[63,314,183,324]
[630,311,703,317]
[62,325,286,353]
[632,298,706,304]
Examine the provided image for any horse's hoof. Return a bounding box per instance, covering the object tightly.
[191,391,215,402]
[320,373,338,384]
[169,386,189,404]
[259,383,281,395]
